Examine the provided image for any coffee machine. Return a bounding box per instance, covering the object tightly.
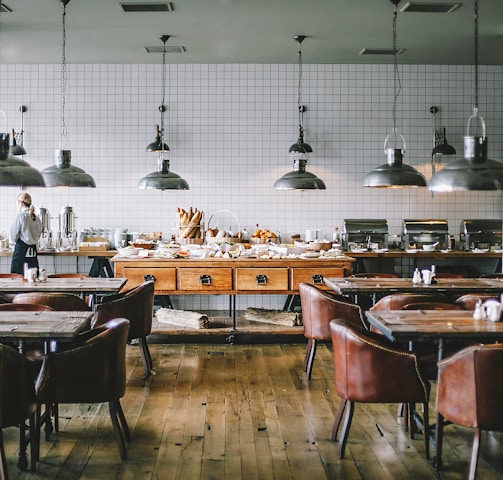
[38,206,53,250]
[57,205,78,250]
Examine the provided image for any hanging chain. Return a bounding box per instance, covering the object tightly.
[60,1,68,148]
[474,0,479,112]
[392,3,401,135]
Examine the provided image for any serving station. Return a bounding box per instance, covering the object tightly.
[113,256,355,328]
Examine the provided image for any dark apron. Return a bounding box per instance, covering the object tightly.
[11,239,39,274]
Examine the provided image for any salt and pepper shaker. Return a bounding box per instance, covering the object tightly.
[412,268,422,284]
[430,264,437,284]
[473,299,487,321]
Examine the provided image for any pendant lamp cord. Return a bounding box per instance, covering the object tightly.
[474,0,479,112]
[297,41,304,133]
[60,0,68,149]
[160,41,166,154]
[392,2,402,143]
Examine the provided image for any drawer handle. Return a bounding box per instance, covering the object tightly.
[144,274,155,282]
[312,274,324,285]
[200,274,212,285]
[256,274,268,285]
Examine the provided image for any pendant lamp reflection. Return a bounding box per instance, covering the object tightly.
[0,109,45,187]
[41,0,96,188]
[139,35,189,190]
[10,106,27,156]
[428,0,503,192]
[363,0,426,188]
[274,35,325,191]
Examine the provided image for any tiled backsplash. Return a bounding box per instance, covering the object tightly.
[1,63,501,308]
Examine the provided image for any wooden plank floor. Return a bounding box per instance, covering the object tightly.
[4,341,503,479]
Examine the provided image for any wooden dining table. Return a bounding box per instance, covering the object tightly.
[0,276,128,306]
[364,309,503,360]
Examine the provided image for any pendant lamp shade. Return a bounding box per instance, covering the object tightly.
[41,0,95,188]
[138,157,189,190]
[363,0,425,188]
[428,0,503,192]
[139,35,189,190]
[274,35,325,191]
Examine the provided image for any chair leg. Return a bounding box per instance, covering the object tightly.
[109,401,127,460]
[330,399,347,441]
[435,412,444,471]
[469,428,481,480]
[338,400,355,459]
[303,339,317,380]
[422,401,430,460]
[29,412,38,471]
[115,399,131,443]
[138,337,154,380]
[408,403,415,439]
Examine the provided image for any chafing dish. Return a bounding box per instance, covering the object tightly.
[342,219,388,250]
[460,219,502,251]
[402,219,449,250]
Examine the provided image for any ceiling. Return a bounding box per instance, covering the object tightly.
[1,0,502,65]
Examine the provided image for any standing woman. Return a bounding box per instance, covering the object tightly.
[10,192,43,274]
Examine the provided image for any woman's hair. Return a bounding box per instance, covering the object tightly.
[17,192,36,219]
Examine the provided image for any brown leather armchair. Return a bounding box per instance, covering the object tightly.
[0,273,24,304]
[0,344,38,475]
[329,319,430,460]
[435,343,503,478]
[370,293,449,311]
[455,293,499,310]
[401,302,462,311]
[35,318,131,460]
[13,292,91,311]
[299,283,364,380]
[93,281,155,380]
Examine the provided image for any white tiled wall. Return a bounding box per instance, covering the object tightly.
[1,63,502,309]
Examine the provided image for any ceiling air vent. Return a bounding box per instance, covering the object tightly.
[400,3,461,13]
[145,45,185,53]
[359,48,406,56]
[120,3,174,12]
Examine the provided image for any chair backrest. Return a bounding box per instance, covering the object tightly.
[47,273,90,278]
[401,302,463,311]
[434,273,464,279]
[0,273,23,278]
[370,293,449,311]
[92,281,154,340]
[299,283,364,341]
[0,344,36,427]
[13,292,91,311]
[0,303,54,312]
[351,273,399,278]
[36,318,130,404]
[437,344,503,430]
[329,319,428,404]
[455,293,499,310]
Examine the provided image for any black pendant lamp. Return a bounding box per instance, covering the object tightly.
[139,35,189,190]
[363,0,426,188]
[10,106,27,156]
[274,35,325,191]
[429,0,503,192]
[41,0,95,188]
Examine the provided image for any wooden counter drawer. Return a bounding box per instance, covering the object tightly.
[178,267,233,292]
[122,267,176,291]
[235,267,289,291]
[291,267,345,291]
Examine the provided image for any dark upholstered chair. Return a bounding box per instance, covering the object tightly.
[329,319,430,460]
[299,283,364,380]
[12,292,91,311]
[455,293,500,311]
[93,281,155,380]
[350,273,400,310]
[435,344,503,479]
[0,344,38,475]
[401,302,463,311]
[35,318,131,460]
[0,303,54,312]
[370,293,449,311]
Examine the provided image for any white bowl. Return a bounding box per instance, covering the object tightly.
[117,246,141,256]
[422,244,437,252]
